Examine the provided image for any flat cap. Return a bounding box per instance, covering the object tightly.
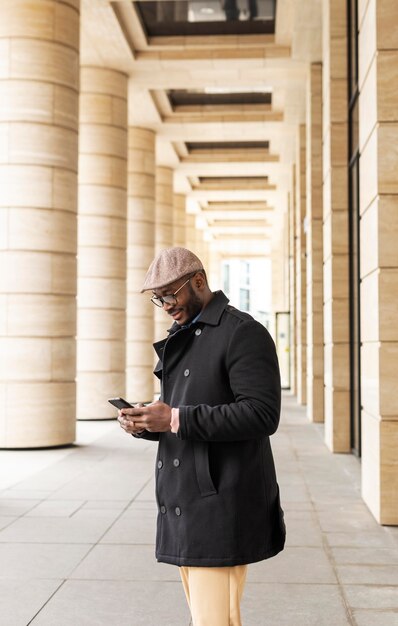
[141,247,204,292]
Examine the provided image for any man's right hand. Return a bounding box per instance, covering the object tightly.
[118,403,145,434]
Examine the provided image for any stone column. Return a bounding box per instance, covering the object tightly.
[186,213,197,251]
[272,210,290,388]
[195,230,208,269]
[322,0,350,452]
[288,187,297,395]
[359,0,398,523]
[155,166,174,342]
[127,127,156,403]
[0,0,80,447]
[173,194,187,247]
[77,67,128,419]
[295,125,307,405]
[208,246,222,291]
[272,213,289,314]
[306,63,324,423]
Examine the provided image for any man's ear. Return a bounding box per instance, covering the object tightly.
[195,272,206,289]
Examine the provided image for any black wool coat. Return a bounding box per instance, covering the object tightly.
[136,290,285,567]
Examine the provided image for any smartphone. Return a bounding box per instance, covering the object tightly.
[108,397,133,410]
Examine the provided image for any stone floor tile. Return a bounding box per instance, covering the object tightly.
[352,610,398,625]
[277,471,306,486]
[0,499,41,516]
[30,580,190,626]
[134,477,157,502]
[241,583,351,626]
[387,527,398,547]
[0,449,70,491]
[0,579,62,626]
[331,547,398,565]
[0,516,16,530]
[70,544,180,582]
[277,483,311,504]
[100,508,157,545]
[325,531,396,549]
[13,462,94,492]
[47,473,150,502]
[281,501,314,512]
[127,500,156,511]
[344,585,398,610]
[81,500,129,510]
[316,510,380,533]
[0,544,91,579]
[25,500,85,517]
[284,515,323,547]
[0,511,119,544]
[0,490,51,500]
[249,547,337,584]
[336,565,398,585]
[73,508,127,520]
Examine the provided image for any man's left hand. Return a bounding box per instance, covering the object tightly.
[121,401,172,432]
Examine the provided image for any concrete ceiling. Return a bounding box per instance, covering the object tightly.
[81,0,323,255]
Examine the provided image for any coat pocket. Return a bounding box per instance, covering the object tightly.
[193,441,217,497]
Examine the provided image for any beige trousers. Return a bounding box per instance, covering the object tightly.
[179,565,248,626]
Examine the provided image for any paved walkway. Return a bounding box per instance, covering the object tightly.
[0,393,397,626]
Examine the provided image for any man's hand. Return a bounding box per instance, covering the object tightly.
[118,402,146,435]
[118,401,172,433]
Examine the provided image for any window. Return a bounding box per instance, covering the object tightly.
[223,263,230,294]
[348,0,361,457]
[239,288,250,311]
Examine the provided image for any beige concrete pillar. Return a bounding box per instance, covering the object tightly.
[288,188,297,395]
[208,246,222,291]
[306,63,324,423]
[127,127,156,403]
[155,166,174,343]
[271,213,289,314]
[272,210,290,389]
[0,0,79,447]
[195,230,209,271]
[295,125,307,405]
[359,0,398,523]
[77,67,128,419]
[186,213,197,251]
[322,0,350,452]
[173,194,187,247]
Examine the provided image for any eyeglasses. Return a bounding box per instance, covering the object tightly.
[150,276,192,308]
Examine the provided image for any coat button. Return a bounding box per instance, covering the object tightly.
[160,506,166,514]
[175,507,181,516]
[184,369,190,377]
[157,460,163,469]
[173,458,180,467]
[195,328,202,336]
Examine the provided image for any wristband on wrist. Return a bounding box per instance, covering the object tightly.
[170,407,180,434]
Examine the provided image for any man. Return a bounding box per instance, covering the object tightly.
[118,247,285,626]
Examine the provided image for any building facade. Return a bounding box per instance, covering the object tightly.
[0,0,397,525]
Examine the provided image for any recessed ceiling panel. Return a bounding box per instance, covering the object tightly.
[168,90,272,108]
[134,0,276,37]
[186,141,270,151]
[191,176,272,190]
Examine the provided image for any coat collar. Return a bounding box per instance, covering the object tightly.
[196,290,229,326]
[153,291,229,359]
[167,290,229,335]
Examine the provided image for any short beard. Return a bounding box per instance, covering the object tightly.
[187,283,203,320]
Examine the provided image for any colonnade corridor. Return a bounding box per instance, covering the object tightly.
[0,393,397,626]
[1,0,398,623]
